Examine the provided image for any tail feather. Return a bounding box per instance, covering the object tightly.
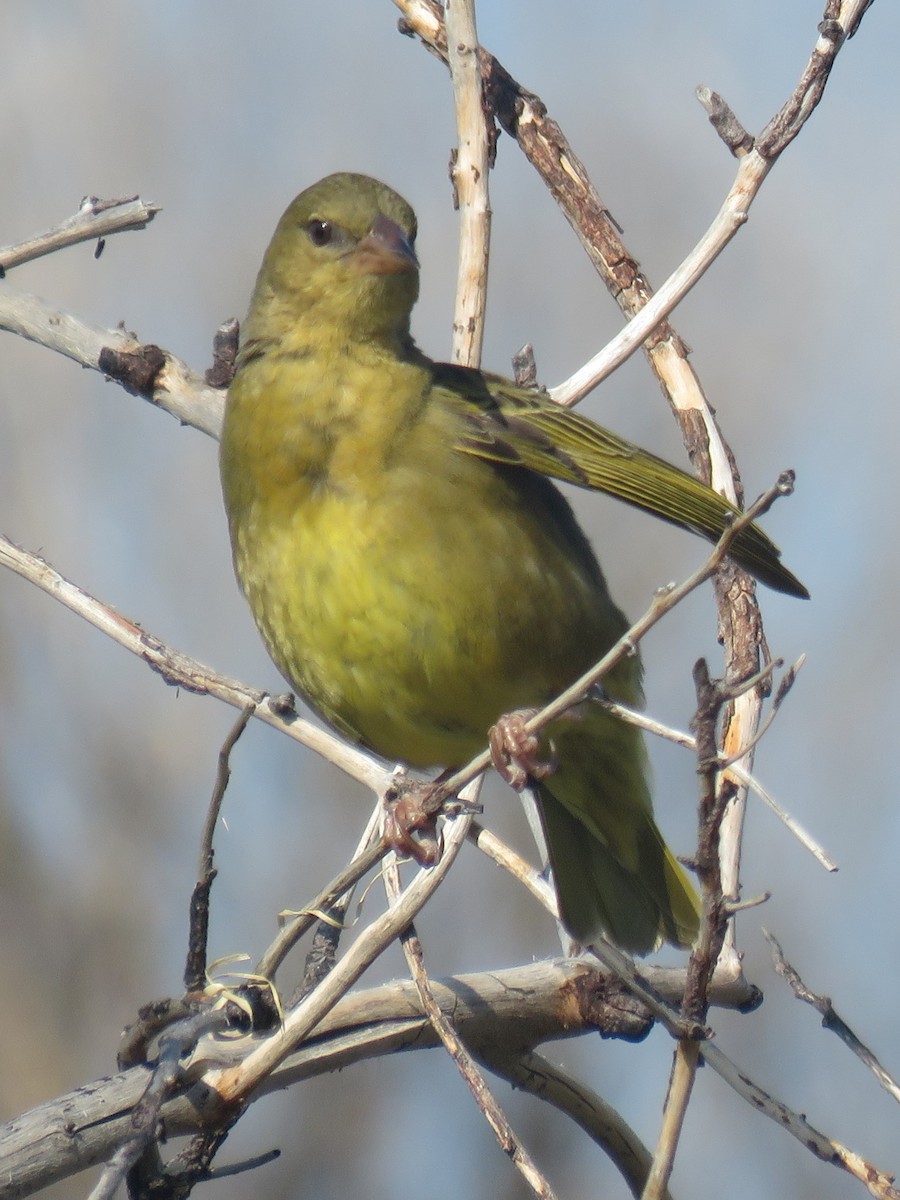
[535,705,700,953]
[538,785,699,952]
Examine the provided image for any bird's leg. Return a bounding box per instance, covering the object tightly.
[383,768,486,866]
[489,710,556,791]
[382,777,445,866]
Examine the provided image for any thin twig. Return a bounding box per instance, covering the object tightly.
[715,655,804,768]
[467,819,558,914]
[256,836,389,982]
[643,662,736,1199]
[384,784,560,1200]
[547,0,872,403]
[185,704,256,992]
[641,1044,700,1200]
[209,811,472,1102]
[700,1039,900,1200]
[765,930,900,1106]
[598,693,836,872]
[0,194,159,273]
[0,535,392,796]
[755,2,859,159]
[494,1052,672,1200]
[292,804,384,1002]
[199,706,255,882]
[204,1149,281,1181]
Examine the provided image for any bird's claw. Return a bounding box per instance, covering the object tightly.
[382,782,444,866]
[489,710,555,791]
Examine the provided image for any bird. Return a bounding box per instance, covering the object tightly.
[220,172,807,954]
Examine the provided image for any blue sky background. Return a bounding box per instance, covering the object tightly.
[2,3,899,1197]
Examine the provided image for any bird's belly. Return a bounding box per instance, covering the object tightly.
[237,471,629,768]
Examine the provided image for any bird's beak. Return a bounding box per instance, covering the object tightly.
[353,213,418,275]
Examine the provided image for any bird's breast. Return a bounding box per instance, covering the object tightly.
[222,350,635,766]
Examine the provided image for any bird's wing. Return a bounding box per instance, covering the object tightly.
[431,363,808,599]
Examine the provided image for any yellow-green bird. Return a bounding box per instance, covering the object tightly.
[220,172,807,954]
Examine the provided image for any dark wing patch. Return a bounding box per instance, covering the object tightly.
[430,363,808,599]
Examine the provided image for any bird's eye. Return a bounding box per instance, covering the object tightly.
[307,219,334,247]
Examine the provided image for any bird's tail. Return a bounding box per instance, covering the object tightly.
[536,709,700,954]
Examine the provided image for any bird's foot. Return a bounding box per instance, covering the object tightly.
[382,780,444,866]
[489,710,556,791]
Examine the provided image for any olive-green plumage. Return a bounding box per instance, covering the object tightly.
[221,172,806,953]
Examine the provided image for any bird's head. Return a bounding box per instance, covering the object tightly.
[243,172,420,351]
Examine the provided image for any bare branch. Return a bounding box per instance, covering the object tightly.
[446,0,493,366]
[696,87,754,155]
[0,194,159,273]
[0,959,711,1197]
[467,820,558,915]
[598,692,837,872]
[259,836,387,985]
[205,318,240,388]
[0,283,224,438]
[9,967,895,1200]
[700,1040,900,1200]
[755,2,866,159]
[384,790,563,1200]
[641,1044,700,1200]
[0,535,391,794]
[495,1052,672,1200]
[185,705,257,993]
[207,811,472,1103]
[291,804,384,1001]
[765,931,900,1106]
[549,0,873,403]
[643,662,736,1199]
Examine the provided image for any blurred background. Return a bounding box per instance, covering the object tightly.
[1,3,897,1197]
